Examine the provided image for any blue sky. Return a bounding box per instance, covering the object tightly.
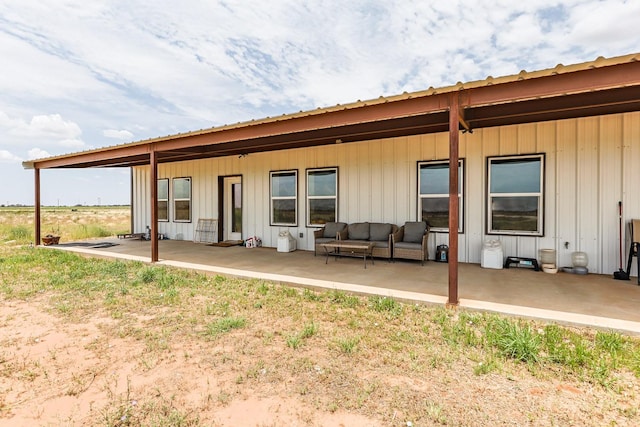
[1,0,638,205]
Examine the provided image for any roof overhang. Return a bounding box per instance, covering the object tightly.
[23,53,640,170]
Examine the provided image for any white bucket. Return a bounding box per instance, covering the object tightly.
[481,240,503,269]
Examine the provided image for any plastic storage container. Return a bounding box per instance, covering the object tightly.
[539,249,556,265]
[571,251,588,268]
[539,249,558,273]
[277,231,297,252]
[481,240,503,269]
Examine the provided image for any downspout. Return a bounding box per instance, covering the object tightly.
[34,167,41,246]
[447,93,460,306]
[150,148,159,262]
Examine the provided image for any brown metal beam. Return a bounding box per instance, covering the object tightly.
[466,86,640,128]
[34,108,452,169]
[50,154,151,169]
[150,149,159,262]
[465,61,640,106]
[34,168,41,246]
[129,168,134,235]
[156,113,451,163]
[469,101,640,129]
[458,107,471,132]
[448,93,460,306]
[32,143,151,169]
[152,96,450,153]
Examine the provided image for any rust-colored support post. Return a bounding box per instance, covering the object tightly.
[34,167,41,246]
[448,93,460,306]
[150,149,159,262]
[129,167,134,234]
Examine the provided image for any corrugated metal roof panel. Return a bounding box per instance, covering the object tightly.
[22,52,640,168]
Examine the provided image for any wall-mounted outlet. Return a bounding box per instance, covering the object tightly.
[299,232,304,238]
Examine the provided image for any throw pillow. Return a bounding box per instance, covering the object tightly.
[348,222,370,240]
[323,222,346,238]
[403,222,426,243]
[369,223,392,241]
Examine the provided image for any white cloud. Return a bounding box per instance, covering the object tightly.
[0,149,23,163]
[27,148,51,159]
[23,114,82,139]
[103,129,134,140]
[0,111,84,144]
[0,0,638,204]
[59,139,86,149]
[565,1,640,52]
[0,111,22,129]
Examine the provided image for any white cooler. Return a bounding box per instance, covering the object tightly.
[481,240,503,269]
[277,231,297,252]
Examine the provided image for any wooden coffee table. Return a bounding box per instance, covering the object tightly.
[321,240,375,269]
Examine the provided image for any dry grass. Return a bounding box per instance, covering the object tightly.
[0,206,130,243]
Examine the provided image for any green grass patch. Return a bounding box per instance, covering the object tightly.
[8,225,32,242]
[328,290,360,308]
[369,296,403,316]
[336,336,360,354]
[485,317,541,363]
[287,322,319,349]
[596,330,625,354]
[205,317,247,338]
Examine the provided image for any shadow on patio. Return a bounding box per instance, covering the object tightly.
[49,238,640,334]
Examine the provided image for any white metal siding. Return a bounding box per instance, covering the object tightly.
[132,112,640,275]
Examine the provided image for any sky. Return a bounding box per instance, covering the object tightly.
[1,1,638,206]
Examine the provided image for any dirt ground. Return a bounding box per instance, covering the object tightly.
[1,298,384,426]
[2,294,640,427]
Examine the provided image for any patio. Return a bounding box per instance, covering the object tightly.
[49,238,640,334]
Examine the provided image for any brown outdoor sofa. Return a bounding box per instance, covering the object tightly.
[336,222,399,260]
[392,221,430,265]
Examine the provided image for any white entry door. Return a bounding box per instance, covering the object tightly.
[224,176,242,241]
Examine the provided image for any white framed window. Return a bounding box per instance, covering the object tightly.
[418,160,464,233]
[173,177,192,223]
[157,178,169,222]
[270,170,297,226]
[306,167,337,226]
[487,154,544,236]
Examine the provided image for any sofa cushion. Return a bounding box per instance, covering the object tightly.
[394,241,421,250]
[315,237,335,245]
[369,223,392,241]
[403,221,427,243]
[323,222,346,238]
[348,222,370,240]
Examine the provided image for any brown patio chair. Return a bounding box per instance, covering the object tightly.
[392,221,430,265]
[313,222,347,256]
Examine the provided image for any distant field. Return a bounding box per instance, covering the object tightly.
[0,206,130,244]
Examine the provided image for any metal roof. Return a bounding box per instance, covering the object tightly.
[23,52,640,170]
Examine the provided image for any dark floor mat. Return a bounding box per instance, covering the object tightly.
[207,240,243,247]
[56,242,119,248]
